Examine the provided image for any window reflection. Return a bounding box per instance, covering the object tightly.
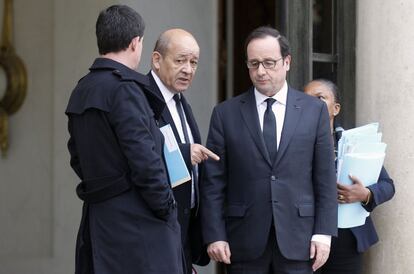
[313,0,335,54]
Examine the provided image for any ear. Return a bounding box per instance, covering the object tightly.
[130,36,142,51]
[130,37,137,51]
[152,51,162,71]
[284,55,292,71]
[333,103,341,117]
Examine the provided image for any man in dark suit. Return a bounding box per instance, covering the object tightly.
[201,26,338,274]
[65,6,182,274]
[148,29,219,273]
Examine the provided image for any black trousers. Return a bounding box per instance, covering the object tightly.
[315,229,362,274]
[227,226,312,274]
[182,209,195,274]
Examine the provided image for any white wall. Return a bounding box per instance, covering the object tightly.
[0,0,218,273]
[356,1,414,273]
[0,0,53,261]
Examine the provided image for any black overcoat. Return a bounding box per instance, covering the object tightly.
[66,58,183,274]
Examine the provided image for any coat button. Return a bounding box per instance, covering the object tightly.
[271,175,276,181]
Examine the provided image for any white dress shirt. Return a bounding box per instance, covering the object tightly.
[254,81,331,248]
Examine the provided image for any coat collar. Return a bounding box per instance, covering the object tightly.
[90,58,150,87]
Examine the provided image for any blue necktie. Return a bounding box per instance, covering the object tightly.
[263,98,277,161]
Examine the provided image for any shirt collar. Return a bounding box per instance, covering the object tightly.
[151,70,176,104]
[254,80,288,107]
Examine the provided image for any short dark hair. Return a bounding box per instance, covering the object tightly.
[313,79,341,103]
[244,26,290,59]
[96,5,145,55]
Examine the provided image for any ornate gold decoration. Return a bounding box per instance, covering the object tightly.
[0,0,28,157]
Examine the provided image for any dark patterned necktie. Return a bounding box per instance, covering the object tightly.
[263,98,277,161]
[173,94,190,144]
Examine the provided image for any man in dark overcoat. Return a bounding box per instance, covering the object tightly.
[65,5,182,274]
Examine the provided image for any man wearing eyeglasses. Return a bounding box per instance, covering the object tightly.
[201,26,337,274]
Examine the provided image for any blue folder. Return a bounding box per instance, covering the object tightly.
[337,152,385,228]
[160,124,191,188]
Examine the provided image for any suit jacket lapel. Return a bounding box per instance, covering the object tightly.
[147,72,181,141]
[181,95,201,144]
[160,106,181,143]
[240,88,272,166]
[274,87,303,167]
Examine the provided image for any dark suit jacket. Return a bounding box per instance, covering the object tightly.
[201,87,338,262]
[147,72,209,266]
[66,58,182,274]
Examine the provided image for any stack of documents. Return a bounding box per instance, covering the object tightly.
[336,123,387,228]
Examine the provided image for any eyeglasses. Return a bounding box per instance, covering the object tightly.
[246,57,283,69]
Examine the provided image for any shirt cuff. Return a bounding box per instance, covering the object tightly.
[311,234,331,247]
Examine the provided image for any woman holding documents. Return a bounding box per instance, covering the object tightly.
[304,79,395,274]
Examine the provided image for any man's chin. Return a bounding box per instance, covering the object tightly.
[174,86,190,93]
[255,86,274,96]
[255,83,269,90]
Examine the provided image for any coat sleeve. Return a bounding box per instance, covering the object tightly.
[67,118,83,179]
[312,103,338,236]
[108,82,176,221]
[363,167,395,212]
[200,107,228,244]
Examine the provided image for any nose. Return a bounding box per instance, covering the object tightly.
[256,63,266,76]
[182,62,192,73]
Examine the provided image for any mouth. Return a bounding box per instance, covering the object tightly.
[255,79,268,84]
[177,77,190,84]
